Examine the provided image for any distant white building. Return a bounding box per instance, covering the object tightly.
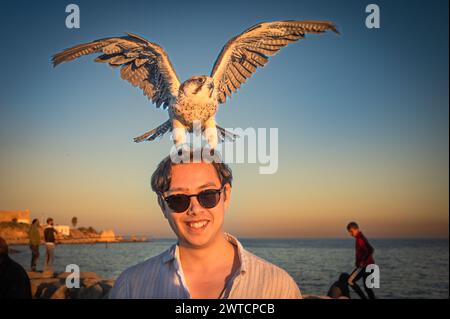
[100,229,117,242]
[54,225,71,236]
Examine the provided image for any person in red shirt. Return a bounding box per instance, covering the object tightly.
[346,222,376,299]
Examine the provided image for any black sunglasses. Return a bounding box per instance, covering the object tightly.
[161,188,224,213]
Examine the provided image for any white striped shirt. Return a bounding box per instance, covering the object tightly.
[109,233,302,299]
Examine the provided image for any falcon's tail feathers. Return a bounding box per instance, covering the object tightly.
[133,120,172,143]
[216,125,239,142]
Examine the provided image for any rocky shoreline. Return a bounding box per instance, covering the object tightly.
[0,221,148,245]
[28,271,115,299]
[26,270,329,299]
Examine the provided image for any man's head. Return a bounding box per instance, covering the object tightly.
[46,218,54,226]
[151,153,233,248]
[346,222,359,237]
[32,218,39,226]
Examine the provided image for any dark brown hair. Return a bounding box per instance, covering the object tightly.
[151,152,233,195]
[346,222,359,231]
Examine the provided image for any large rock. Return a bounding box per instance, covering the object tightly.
[35,282,60,299]
[50,285,68,299]
[82,278,100,288]
[98,280,115,298]
[80,272,102,280]
[29,271,114,299]
[30,277,60,297]
[78,284,104,299]
[57,271,101,280]
[28,271,55,279]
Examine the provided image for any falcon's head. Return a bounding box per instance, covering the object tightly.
[180,76,216,102]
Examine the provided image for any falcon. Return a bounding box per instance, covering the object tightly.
[52,20,339,149]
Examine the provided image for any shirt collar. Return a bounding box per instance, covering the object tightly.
[162,243,177,264]
[161,233,248,274]
[224,233,248,274]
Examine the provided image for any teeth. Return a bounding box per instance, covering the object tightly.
[188,221,208,229]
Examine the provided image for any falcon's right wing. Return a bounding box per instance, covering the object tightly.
[52,33,181,109]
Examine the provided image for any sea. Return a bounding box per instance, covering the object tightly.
[10,238,449,299]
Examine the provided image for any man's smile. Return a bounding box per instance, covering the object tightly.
[185,219,210,232]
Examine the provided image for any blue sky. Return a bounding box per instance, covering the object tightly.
[0,0,448,237]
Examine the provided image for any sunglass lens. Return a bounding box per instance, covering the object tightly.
[167,195,190,212]
[198,190,220,208]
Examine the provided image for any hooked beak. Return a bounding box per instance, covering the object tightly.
[207,82,214,98]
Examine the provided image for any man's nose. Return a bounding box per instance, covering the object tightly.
[187,196,203,215]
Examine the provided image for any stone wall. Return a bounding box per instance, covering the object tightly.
[0,209,30,224]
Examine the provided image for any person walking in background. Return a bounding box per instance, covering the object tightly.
[44,218,58,272]
[28,219,41,272]
[346,222,376,299]
[0,237,32,299]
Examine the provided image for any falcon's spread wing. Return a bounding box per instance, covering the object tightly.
[211,20,339,104]
[52,33,180,109]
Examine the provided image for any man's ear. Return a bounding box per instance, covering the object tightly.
[223,183,232,210]
[157,195,169,219]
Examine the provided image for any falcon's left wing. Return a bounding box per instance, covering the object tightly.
[211,20,339,104]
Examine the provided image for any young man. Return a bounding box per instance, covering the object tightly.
[44,218,58,272]
[346,222,376,299]
[110,153,301,299]
[28,219,41,272]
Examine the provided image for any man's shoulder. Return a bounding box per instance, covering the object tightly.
[358,232,370,241]
[109,247,174,298]
[240,249,302,298]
